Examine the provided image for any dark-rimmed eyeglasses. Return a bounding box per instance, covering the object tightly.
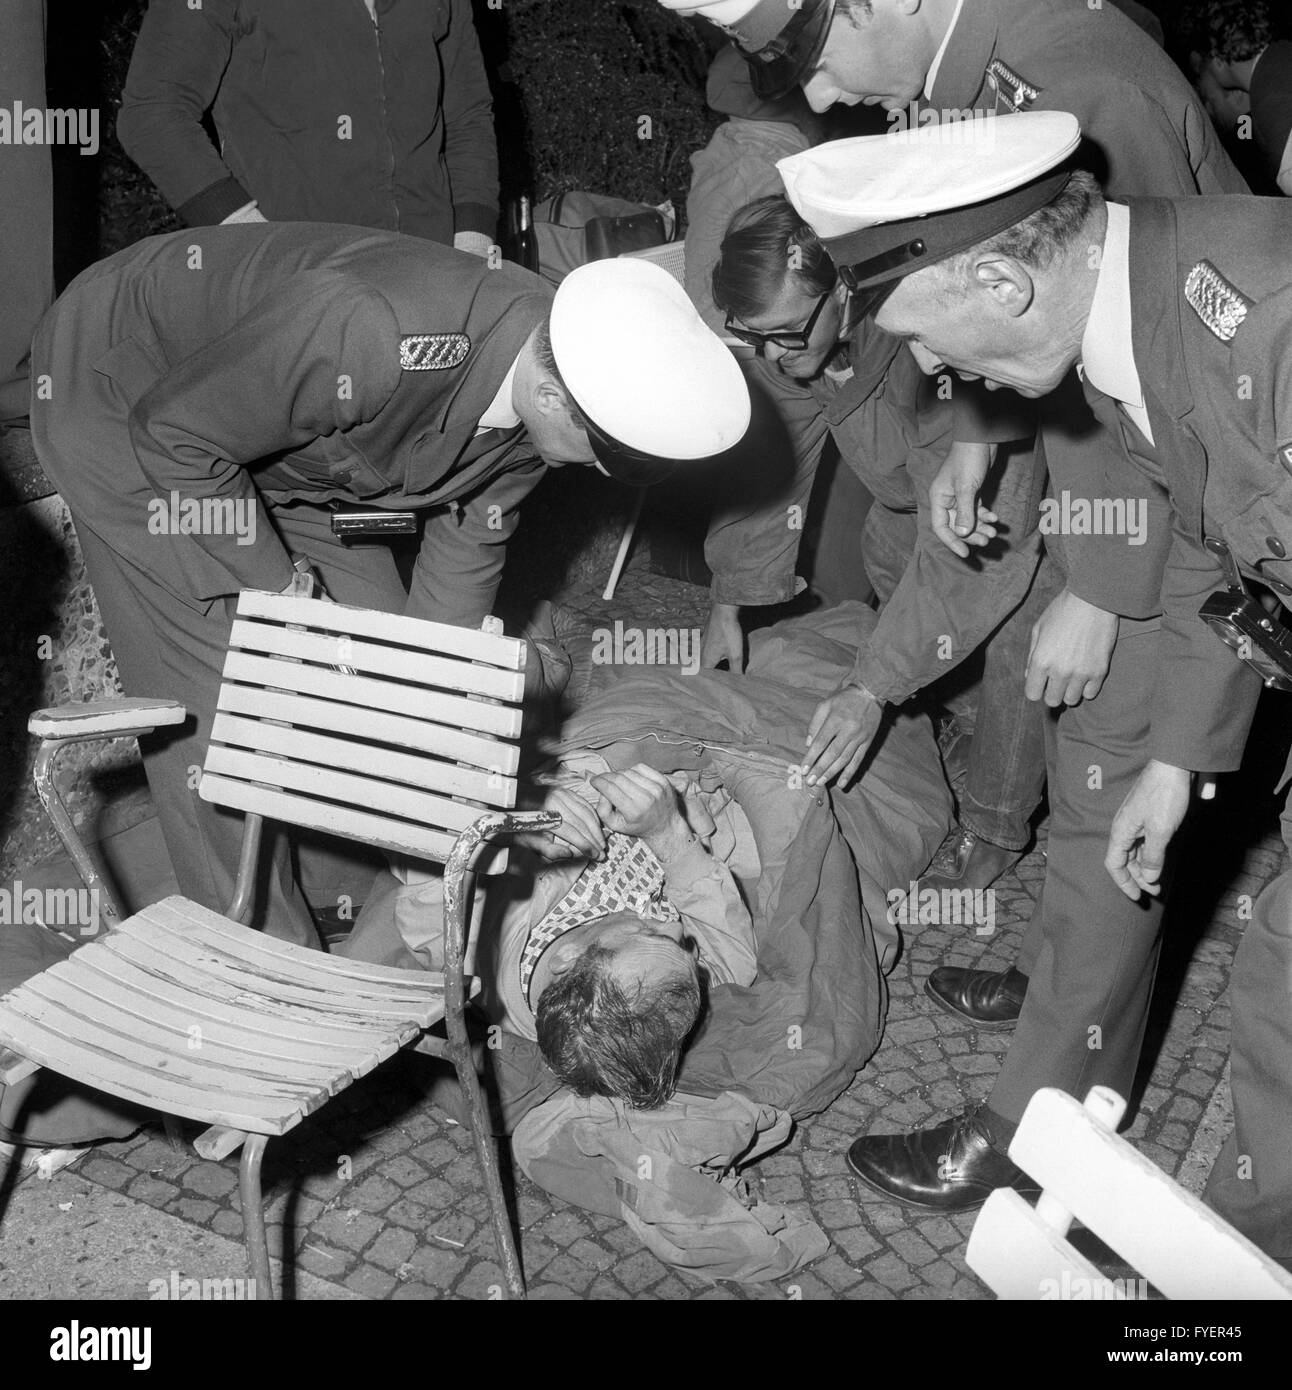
[724,290,832,353]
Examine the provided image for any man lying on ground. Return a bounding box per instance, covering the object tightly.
[336,762,756,1110]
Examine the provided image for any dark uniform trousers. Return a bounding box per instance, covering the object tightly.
[988,616,1166,1121]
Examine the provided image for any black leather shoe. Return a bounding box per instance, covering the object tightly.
[847,1106,1040,1211]
[921,827,1023,894]
[925,965,1029,1029]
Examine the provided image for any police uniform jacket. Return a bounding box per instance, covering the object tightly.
[32,223,550,629]
[1079,196,1292,773]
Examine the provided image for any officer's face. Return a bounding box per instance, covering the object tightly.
[728,278,845,380]
[802,0,933,114]
[875,262,1079,398]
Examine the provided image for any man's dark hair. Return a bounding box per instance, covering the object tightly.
[532,318,589,430]
[1177,0,1272,63]
[535,943,701,1109]
[711,194,838,322]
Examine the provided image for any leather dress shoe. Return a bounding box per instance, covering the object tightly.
[847,1106,1040,1211]
[921,826,1024,894]
[925,965,1029,1029]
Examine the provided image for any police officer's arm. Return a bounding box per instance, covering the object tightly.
[406,460,545,629]
[441,0,501,243]
[852,434,1044,706]
[1069,78,1249,198]
[801,427,1042,788]
[115,0,254,227]
[128,273,403,597]
[1106,515,1262,898]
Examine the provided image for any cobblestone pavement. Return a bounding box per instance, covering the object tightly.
[24,556,1290,1300]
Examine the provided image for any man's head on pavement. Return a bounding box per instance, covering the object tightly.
[533,910,701,1109]
[779,110,1105,397]
[713,194,849,380]
[521,258,751,486]
[657,0,952,112]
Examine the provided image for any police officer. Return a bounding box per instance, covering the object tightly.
[665,0,1249,973]
[31,224,749,950]
[785,111,1292,1265]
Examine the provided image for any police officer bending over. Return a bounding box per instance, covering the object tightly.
[31,224,749,950]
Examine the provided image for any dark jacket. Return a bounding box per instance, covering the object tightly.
[1083,195,1292,771]
[116,0,498,242]
[31,223,549,627]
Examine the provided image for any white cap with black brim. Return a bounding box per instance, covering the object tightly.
[549,258,751,487]
[777,111,1084,314]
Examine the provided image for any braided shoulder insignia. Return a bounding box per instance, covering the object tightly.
[1184,262,1249,342]
[399,333,471,371]
[986,59,1041,112]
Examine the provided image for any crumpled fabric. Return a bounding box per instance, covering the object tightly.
[490,605,953,1282]
[513,1088,829,1284]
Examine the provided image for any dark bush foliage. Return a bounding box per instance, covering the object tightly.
[490,0,720,212]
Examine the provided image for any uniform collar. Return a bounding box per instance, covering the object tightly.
[923,0,965,99]
[476,353,522,432]
[1080,203,1148,421]
[926,0,998,108]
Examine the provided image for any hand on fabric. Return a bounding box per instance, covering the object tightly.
[1105,759,1192,900]
[701,602,745,673]
[929,441,998,557]
[1025,587,1119,707]
[803,683,883,789]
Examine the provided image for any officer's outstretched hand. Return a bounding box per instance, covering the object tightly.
[930,441,999,558]
[702,602,745,673]
[804,683,883,789]
[1105,759,1192,900]
[1026,587,1118,707]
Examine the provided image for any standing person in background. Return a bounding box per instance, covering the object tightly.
[1178,0,1292,195]
[117,0,499,256]
[0,0,53,428]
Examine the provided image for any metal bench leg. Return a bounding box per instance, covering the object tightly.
[237,1134,274,1300]
[450,1042,525,1299]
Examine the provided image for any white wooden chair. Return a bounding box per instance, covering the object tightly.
[967,1086,1292,1300]
[0,590,564,1299]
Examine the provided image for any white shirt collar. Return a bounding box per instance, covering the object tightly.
[1079,202,1153,444]
[476,354,522,433]
[924,0,965,99]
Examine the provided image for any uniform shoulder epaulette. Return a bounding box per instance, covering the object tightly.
[399,333,471,371]
[1184,261,1250,342]
[985,58,1041,112]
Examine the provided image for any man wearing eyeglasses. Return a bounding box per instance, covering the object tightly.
[31,222,749,951]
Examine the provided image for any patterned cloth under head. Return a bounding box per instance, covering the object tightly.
[520,831,681,1006]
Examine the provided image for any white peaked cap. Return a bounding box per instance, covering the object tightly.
[550,258,751,477]
[777,111,1083,291]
